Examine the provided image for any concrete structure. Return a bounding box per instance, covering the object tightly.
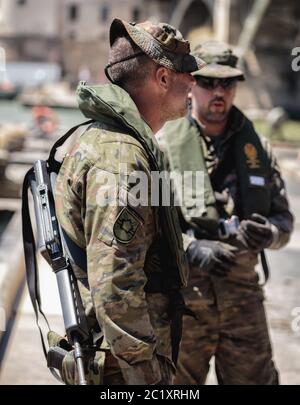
[0,0,150,82]
[0,0,61,63]
[0,0,299,109]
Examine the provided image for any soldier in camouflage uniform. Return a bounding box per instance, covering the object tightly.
[54,19,205,385]
[160,41,294,385]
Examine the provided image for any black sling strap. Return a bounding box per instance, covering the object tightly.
[22,168,50,358]
[61,229,87,272]
[260,250,269,285]
[48,119,95,170]
[169,291,196,366]
[21,119,94,362]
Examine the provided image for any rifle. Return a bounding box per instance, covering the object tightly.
[25,159,90,385]
[22,120,95,384]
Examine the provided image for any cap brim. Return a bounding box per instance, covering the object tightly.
[110,18,133,46]
[183,54,206,73]
[109,18,207,73]
[192,63,244,80]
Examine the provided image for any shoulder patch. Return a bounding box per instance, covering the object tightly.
[113,207,142,244]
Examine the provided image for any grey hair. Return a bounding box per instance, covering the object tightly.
[108,35,155,91]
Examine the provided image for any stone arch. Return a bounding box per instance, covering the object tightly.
[170,0,213,38]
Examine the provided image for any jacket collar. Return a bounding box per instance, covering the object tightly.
[76,81,154,140]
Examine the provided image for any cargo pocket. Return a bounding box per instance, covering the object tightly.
[97,205,116,247]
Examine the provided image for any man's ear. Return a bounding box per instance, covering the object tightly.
[155,66,171,92]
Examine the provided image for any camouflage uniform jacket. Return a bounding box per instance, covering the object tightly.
[160,106,294,310]
[55,83,183,384]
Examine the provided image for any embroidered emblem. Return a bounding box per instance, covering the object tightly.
[113,207,141,243]
[244,143,260,169]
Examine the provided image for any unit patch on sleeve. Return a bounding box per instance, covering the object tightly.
[113,207,142,243]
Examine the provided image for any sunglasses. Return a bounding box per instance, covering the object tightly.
[195,76,238,90]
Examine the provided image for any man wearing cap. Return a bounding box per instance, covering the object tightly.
[54,19,206,385]
[160,41,294,384]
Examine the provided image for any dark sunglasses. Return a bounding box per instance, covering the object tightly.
[195,76,238,90]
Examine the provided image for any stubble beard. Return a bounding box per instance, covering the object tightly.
[200,104,230,124]
[163,98,188,122]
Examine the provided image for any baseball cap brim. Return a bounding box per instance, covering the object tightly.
[109,18,206,74]
[192,63,244,80]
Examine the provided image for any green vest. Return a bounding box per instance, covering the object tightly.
[163,110,272,235]
[77,82,189,289]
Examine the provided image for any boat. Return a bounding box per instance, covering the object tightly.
[18,82,77,109]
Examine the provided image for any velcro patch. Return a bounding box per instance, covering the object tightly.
[113,207,142,244]
[249,175,265,186]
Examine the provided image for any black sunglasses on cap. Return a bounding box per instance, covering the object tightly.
[195,76,238,90]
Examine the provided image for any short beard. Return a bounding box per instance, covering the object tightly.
[203,109,229,123]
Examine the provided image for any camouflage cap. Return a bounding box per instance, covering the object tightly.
[108,18,206,74]
[191,41,244,80]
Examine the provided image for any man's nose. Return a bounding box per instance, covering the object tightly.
[213,85,226,96]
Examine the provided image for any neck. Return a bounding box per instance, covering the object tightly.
[130,91,164,134]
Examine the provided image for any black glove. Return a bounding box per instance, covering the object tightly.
[236,213,273,252]
[186,239,238,277]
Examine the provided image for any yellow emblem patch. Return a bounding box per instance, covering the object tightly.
[244,143,260,169]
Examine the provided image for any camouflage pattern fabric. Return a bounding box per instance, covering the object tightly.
[109,19,206,74]
[61,348,106,385]
[176,298,279,385]
[59,349,174,385]
[47,331,106,385]
[55,86,177,385]
[159,106,293,384]
[160,107,294,310]
[191,41,244,80]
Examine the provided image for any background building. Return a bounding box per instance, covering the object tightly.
[0,0,299,111]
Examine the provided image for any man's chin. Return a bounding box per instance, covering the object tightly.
[206,110,228,122]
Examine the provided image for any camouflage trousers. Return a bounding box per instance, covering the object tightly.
[175,299,279,385]
[103,352,175,385]
[58,346,174,385]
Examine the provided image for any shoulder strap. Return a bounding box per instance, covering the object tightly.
[22,168,50,359]
[22,120,94,360]
[61,228,87,272]
[234,118,271,219]
[48,119,94,171]
[210,137,236,192]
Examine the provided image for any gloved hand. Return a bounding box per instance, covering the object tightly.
[236,213,273,252]
[186,239,238,277]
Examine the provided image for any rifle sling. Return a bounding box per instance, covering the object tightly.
[21,120,94,371]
